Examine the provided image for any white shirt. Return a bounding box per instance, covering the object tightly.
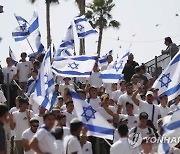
[112,90,126,102]
[63,111,77,127]
[110,138,136,154]
[22,128,35,154]
[33,127,55,154]
[119,114,139,130]
[17,61,33,82]
[139,100,160,129]
[54,140,64,154]
[12,110,34,140]
[59,83,74,96]
[143,72,153,80]
[0,90,6,103]
[86,97,101,110]
[88,72,102,88]
[2,66,17,83]
[159,105,171,118]
[118,93,139,114]
[82,141,92,154]
[64,135,82,154]
[97,107,113,121]
[129,127,154,138]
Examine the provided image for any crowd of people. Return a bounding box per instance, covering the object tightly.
[0,36,179,154]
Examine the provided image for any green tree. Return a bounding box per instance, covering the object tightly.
[86,0,120,57]
[30,0,59,49]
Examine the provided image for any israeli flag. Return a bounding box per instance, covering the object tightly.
[74,15,97,38]
[26,77,37,97]
[100,51,130,83]
[55,24,74,58]
[153,51,180,101]
[70,90,114,140]
[158,109,180,153]
[9,47,18,66]
[52,55,97,78]
[98,50,113,68]
[34,49,55,110]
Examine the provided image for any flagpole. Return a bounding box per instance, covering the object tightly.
[14,13,36,57]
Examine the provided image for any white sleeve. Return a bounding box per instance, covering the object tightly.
[117,95,123,105]
[22,130,28,139]
[34,129,45,141]
[68,138,81,153]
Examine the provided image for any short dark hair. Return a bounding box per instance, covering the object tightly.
[43,112,56,121]
[126,102,133,108]
[126,82,133,88]
[159,94,168,100]
[56,114,66,121]
[0,104,8,117]
[54,126,64,140]
[70,120,82,133]
[139,112,148,120]
[165,37,172,43]
[118,124,128,137]
[21,52,27,57]
[66,101,73,106]
[19,98,29,104]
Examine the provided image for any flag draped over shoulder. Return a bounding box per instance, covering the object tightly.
[74,15,97,38]
[9,47,18,66]
[100,51,130,83]
[70,90,114,140]
[153,51,180,101]
[52,55,97,78]
[34,49,55,110]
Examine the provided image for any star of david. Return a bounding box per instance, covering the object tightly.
[44,73,48,84]
[76,24,84,31]
[68,62,79,70]
[159,73,172,88]
[113,60,123,72]
[81,106,96,122]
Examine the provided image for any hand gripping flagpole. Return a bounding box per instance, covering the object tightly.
[14,13,36,57]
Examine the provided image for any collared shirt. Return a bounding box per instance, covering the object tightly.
[0,121,6,153]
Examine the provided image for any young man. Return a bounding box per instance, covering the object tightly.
[158,94,171,118]
[54,126,64,154]
[22,118,39,154]
[34,106,46,126]
[9,98,34,154]
[30,112,56,154]
[110,124,135,154]
[64,118,83,154]
[0,104,8,154]
[132,87,161,130]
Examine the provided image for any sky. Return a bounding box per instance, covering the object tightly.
[0,0,180,67]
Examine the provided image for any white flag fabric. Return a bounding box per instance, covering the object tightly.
[100,51,130,83]
[152,51,180,101]
[98,50,113,68]
[55,23,74,58]
[34,49,55,110]
[52,55,97,78]
[158,108,180,153]
[74,15,97,38]
[70,90,114,140]
[9,47,18,66]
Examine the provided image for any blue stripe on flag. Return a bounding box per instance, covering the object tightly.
[170,53,180,66]
[60,40,74,48]
[83,123,114,135]
[28,17,39,33]
[78,30,97,38]
[14,36,28,42]
[163,120,180,131]
[100,74,124,80]
[99,57,107,64]
[12,31,29,36]
[36,77,42,96]
[54,56,97,61]
[41,97,49,108]
[162,141,170,153]
[48,78,54,87]
[74,17,87,24]
[52,67,91,76]
[162,83,180,97]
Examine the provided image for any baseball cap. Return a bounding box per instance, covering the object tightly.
[146,91,154,96]
[139,112,148,119]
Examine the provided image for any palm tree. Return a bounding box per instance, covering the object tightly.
[86,0,120,57]
[75,0,85,55]
[29,0,59,49]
